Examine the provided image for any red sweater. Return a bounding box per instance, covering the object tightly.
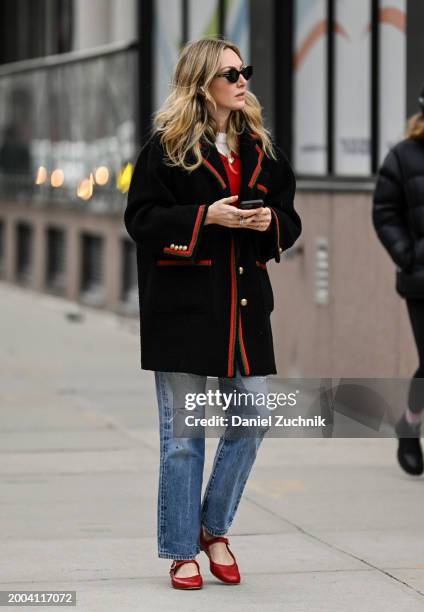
[219,152,241,198]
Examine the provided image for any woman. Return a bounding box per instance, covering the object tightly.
[373,84,424,477]
[124,38,302,589]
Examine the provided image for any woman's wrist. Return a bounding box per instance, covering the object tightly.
[205,207,214,225]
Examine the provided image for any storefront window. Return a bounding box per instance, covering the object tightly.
[378,0,406,161]
[154,0,183,111]
[293,0,327,175]
[334,0,371,175]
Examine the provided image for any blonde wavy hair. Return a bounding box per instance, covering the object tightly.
[152,37,276,172]
[405,112,424,140]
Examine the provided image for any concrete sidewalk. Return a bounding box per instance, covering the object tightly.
[0,280,423,611]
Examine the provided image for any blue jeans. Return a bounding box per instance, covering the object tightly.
[154,362,271,559]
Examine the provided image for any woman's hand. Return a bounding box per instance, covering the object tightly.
[240,206,272,232]
[205,196,259,228]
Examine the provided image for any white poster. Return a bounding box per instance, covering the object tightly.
[154,0,182,111]
[379,0,406,162]
[293,0,327,175]
[154,0,250,114]
[334,0,371,175]
[189,0,220,40]
[225,0,250,63]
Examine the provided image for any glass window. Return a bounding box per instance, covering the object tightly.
[154,0,183,111]
[293,0,327,175]
[189,0,220,39]
[225,0,250,62]
[378,0,406,161]
[0,49,137,208]
[334,0,371,175]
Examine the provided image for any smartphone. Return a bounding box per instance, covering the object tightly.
[238,199,264,210]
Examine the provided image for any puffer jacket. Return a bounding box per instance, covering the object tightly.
[372,137,424,297]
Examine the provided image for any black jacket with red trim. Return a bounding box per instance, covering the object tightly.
[124,126,301,377]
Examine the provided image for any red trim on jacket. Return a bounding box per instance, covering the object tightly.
[156,259,212,266]
[227,238,237,377]
[248,144,264,188]
[220,149,256,377]
[201,156,227,189]
[163,204,207,257]
[238,311,250,375]
[269,207,281,254]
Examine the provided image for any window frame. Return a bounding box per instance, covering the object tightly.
[282,0,383,185]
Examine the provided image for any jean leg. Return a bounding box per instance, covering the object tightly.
[155,370,207,559]
[200,365,270,535]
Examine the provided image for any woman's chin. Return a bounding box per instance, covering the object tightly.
[231,99,246,110]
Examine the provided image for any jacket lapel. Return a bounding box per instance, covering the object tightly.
[238,128,265,202]
[200,140,230,194]
[199,127,265,200]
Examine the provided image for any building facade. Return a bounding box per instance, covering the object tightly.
[0,0,422,378]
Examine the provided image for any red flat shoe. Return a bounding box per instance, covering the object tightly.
[169,559,203,590]
[199,529,241,584]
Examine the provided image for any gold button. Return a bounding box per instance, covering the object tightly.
[240,298,248,306]
[182,246,187,251]
[239,266,244,274]
[170,243,175,249]
[279,247,283,253]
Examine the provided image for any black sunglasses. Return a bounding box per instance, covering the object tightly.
[215,65,253,83]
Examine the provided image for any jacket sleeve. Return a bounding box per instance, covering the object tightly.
[124,136,210,259]
[256,145,302,263]
[372,148,414,271]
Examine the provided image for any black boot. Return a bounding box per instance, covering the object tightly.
[394,414,423,476]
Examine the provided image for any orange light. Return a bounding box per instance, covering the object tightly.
[77,176,94,200]
[95,166,109,185]
[51,169,64,188]
[35,166,47,185]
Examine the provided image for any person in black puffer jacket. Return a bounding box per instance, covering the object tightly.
[373,85,424,476]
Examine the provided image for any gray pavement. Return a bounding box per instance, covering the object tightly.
[0,280,424,611]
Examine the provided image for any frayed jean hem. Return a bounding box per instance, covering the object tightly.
[201,522,228,537]
[158,548,200,560]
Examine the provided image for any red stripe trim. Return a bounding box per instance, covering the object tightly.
[257,183,268,194]
[156,259,212,266]
[163,204,207,257]
[255,260,267,270]
[270,207,280,253]
[227,238,237,377]
[248,144,264,188]
[238,311,250,375]
[201,157,227,189]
